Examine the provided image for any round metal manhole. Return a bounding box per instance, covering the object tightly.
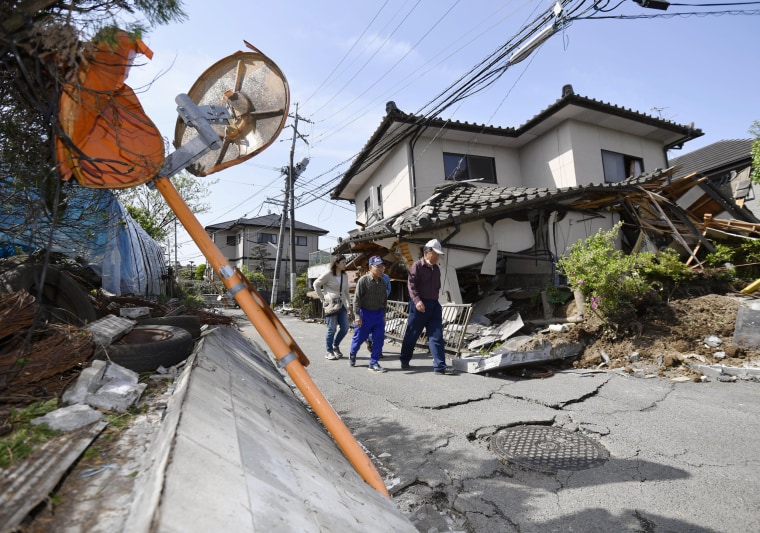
[491,425,609,473]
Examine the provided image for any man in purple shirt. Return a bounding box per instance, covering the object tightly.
[400,239,453,375]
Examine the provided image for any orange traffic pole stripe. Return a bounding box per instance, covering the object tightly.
[154,176,389,498]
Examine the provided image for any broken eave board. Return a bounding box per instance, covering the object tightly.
[0,420,107,530]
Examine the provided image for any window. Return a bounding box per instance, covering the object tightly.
[296,236,307,246]
[256,233,277,244]
[364,185,384,220]
[601,150,643,183]
[443,153,496,183]
[225,235,237,247]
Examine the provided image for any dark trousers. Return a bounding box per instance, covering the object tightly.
[400,299,446,371]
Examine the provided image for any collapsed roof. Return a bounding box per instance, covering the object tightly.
[335,167,760,271]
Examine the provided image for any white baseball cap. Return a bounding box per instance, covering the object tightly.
[425,239,445,254]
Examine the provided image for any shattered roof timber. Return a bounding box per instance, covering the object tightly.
[703,214,760,238]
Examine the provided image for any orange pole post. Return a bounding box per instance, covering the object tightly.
[154,176,389,498]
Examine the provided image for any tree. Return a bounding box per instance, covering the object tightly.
[750,120,760,185]
[116,172,218,242]
[248,243,270,272]
[0,1,186,253]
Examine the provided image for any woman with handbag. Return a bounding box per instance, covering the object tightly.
[313,254,350,360]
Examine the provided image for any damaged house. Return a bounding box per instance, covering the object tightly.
[331,85,723,302]
[668,138,759,226]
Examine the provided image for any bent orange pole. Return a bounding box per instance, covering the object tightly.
[154,176,389,498]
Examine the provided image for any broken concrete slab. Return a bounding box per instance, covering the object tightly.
[455,337,585,374]
[102,359,140,384]
[733,305,760,349]
[87,381,147,412]
[467,313,524,351]
[61,359,107,405]
[692,363,760,380]
[62,359,145,412]
[119,306,151,319]
[85,314,135,347]
[31,403,103,432]
[470,291,512,324]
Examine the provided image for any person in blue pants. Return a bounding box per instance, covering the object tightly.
[366,272,391,354]
[349,256,389,372]
[399,239,453,374]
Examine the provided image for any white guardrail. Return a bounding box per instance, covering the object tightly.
[384,299,473,356]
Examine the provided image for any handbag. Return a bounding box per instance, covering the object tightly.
[323,275,344,317]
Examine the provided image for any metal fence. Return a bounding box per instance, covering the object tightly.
[384,300,474,356]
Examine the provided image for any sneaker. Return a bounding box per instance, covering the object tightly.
[368,363,387,373]
[349,354,356,367]
[401,363,412,369]
[325,351,338,360]
[434,367,454,375]
[332,346,343,358]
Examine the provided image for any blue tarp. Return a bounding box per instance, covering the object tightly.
[0,180,166,296]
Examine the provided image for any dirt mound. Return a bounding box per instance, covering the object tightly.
[533,293,760,379]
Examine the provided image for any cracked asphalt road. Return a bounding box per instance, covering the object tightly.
[235,311,760,533]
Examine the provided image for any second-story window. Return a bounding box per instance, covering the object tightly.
[296,236,307,246]
[257,233,277,244]
[443,153,496,183]
[602,150,643,183]
[226,235,237,247]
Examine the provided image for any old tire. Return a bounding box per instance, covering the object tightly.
[135,315,202,340]
[97,325,194,373]
[0,259,96,325]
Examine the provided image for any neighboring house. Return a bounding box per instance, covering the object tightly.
[330,85,707,303]
[205,214,328,296]
[669,139,759,223]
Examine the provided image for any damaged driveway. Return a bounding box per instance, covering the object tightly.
[240,312,760,533]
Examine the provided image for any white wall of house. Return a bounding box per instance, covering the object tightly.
[354,118,671,222]
[412,135,522,203]
[358,147,411,226]
[519,122,576,188]
[518,120,667,188]
[549,210,621,260]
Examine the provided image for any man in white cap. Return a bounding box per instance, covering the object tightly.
[399,239,453,374]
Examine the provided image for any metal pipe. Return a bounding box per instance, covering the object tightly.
[154,175,390,498]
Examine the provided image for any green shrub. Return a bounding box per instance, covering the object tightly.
[638,247,695,299]
[557,223,646,321]
[703,240,760,280]
[557,222,695,323]
[703,243,737,267]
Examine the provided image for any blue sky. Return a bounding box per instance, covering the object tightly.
[126,0,759,264]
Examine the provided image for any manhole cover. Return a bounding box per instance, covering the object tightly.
[491,425,608,472]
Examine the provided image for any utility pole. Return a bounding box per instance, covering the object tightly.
[270,191,288,307]
[286,103,311,302]
[269,105,311,307]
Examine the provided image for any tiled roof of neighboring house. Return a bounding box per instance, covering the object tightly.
[205,213,328,234]
[341,168,675,246]
[332,87,703,200]
[670,139,753,180]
